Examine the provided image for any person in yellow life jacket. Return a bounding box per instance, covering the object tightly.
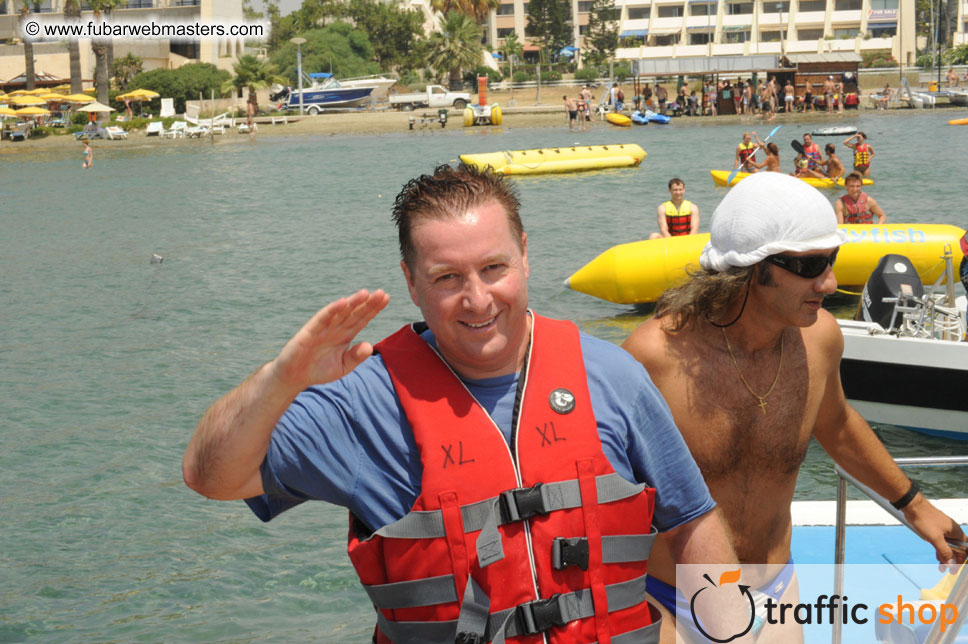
[734,132,759,173]
[183,163,747,644]
[835,171,887,224]
[843,131,875,176]
[650,177,700,239]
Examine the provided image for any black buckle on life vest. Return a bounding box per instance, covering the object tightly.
[517,593,568,635]
[454,632,483,644]
[552,537,589,571]
[499,484,548,523]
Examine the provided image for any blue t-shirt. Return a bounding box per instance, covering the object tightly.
[246,330,714,533]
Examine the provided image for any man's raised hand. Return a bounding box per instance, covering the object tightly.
[271,289,390,392]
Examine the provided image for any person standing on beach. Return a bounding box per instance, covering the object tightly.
[834,77,845,113]
[706,81,717,116]
[843,131,874,176]
[835,171,887,224]
[622,172,966,640]
[563,95,578,131]
[947,67,960,88]
[183,163,745,644]
[803,80,814,111]
[823,76,835,113]
[783,79,796,113]
[650,177,700,239]
[81,140,93,169]
[655,82,668,114]
[580,84,593,122]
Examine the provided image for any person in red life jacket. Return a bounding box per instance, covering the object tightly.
[183,164,747,644]
[801,133,823,171]
[843,131,875,176]
[622,172,966,642]
[835,171,886,224]
[650,177,700,239]
[734,132,759,174]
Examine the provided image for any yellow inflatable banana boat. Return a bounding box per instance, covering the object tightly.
[948,117,968,125]
[606,113,632,127]
[565,224,967,304]
[711,170,874,189]
[459,144,646,176]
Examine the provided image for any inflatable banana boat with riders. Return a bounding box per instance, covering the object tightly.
[711,170,874,189]
[564,224,968,304]
[459,144,646,176]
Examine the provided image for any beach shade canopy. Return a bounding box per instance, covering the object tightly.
[77,101,114,113]
[83,87,96,93]
[12,95,46,106]
[117,88,160,101]
[26,88,51,95]
[51,83,72,91]
[16,106,51,115]
[8,89,29,96]
[62,93,95,103]
[40,92,70,102]
[0,106,19,117]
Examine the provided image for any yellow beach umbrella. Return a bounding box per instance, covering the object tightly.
[51,83,72,91]
[40,93,70,102]
[0,106,19,117]
[12,95,46,106]
[62,93,95,103]
[16,106,51,115]
[8,89,29,96]
[118,88,160,101]
[26,88,51,95]
[83,87,96,93]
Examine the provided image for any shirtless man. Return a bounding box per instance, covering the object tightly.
[843,131,875,176]
[751,132,781,172]
[823,75,835,113]
[834,77,844,113]
[580,84,593,122]
[947,67,960,88]
[563,95,578,131]
[803,80,814,112]
[835,171,887,224]
[783,79,795,113]
[623,172,966,643]
[819,143,845,180]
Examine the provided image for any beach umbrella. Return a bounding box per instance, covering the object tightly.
[83,87,96,93]
[15,106,51,115]
[0,106,19,117]
[12,95,46,106]
[62,93,95,103]
[40,93,70,102]
[117,88,160,101]
[76,101,114,113]
[26,88,50,95]
[8,89,29,96]
[51,83,71,91]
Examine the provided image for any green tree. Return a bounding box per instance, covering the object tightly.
[63,0,83,94]
[128,63,231,114]
[270,23,381,81]
[431,0,498,22]
[526,0,572,64]
[88,0,125,106]
[18,1,35,90]
[584,0,619,68]
[346,0,427,71]
[112,53,143,91]
[499,31,524,99]
[220,54,287,116]
[427,11,483,90]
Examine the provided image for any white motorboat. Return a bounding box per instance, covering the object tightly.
[840,247,968,439]
[950,90,968,106]
[812,126,857,136]
[337,74,397,101]
[269,72,379,113]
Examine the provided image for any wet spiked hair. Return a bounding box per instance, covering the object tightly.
[392,164,524,271]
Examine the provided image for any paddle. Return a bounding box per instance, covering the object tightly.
[726,124,782,186]
[791,138,805,155]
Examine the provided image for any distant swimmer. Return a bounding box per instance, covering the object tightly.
[750,132,781,172]
[650,177,700,239]
[835,171,887,224]
[563,95,578,131]
[81,140,93,169]
[819,143,845,181]
[734,131,759,173]
[843,131,874,176]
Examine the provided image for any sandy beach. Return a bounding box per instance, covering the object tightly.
[1,85,955,157]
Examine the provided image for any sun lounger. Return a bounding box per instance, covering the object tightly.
[160,98,175,119]
[145,121,164,136]
[163,121,187,138]
[105,126,128,140]
[10,122,31,141]
[271,116,288,125]
[237,122,257,134]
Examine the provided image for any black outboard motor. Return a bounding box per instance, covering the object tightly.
[269,86,291,103]
[855,254,924,330]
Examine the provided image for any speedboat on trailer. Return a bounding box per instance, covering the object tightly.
[270,72,377,113]
[839,243,968,440]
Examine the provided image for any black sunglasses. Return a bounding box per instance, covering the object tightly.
[765,249,839,278]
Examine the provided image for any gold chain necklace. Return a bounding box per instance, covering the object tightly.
[721,327,784,414]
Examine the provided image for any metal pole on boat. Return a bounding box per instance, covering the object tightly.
[833,477,848,644]
[291,37,307,117]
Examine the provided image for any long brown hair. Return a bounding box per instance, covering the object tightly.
[655,264,766,331]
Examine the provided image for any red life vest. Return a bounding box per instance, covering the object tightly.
[840,192,873,224]
[804,142,822,169]
[349,314,659,644]
[663,200,694,236]
[738,142,757,165]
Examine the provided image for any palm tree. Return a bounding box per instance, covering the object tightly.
[499,30,523,100]
[63,0,83,94]
[430,0,498,23]
[220,55,287,125]
[19,0,35,90]
[428,11,484,91]
[89,0,124,106]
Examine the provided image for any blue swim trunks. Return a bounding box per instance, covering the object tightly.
[646,558,795,641]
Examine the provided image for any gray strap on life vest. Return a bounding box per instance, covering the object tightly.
[362,574,457,610]
[454,575,490,644]
[372,473,644,541]
[375,574,650,644]
[551,529,658,570]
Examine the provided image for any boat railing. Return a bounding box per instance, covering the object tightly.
[832,456,968,644]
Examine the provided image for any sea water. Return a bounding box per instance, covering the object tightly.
[1,110,965,642]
